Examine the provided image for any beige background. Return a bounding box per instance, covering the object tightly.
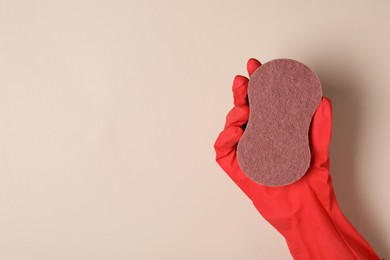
[0,0,389,259]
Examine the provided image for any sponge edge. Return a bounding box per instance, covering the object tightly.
[236,59,323,187]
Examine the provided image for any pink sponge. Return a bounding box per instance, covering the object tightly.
[236,59,322,186]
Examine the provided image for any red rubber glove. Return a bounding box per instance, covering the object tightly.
[214,58,382,260]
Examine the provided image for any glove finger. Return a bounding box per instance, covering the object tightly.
[224,106,249,129]
[309,97,332,167]
[233,58,261,106]
[214,126,244,160]
[233,75,249,106]
[247,58,262,76]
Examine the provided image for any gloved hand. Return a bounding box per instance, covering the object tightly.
[214,58,381,260]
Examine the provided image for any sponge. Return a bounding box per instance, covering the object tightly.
[236,59,322,186]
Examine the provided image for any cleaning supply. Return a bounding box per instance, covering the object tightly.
[237,59,322,186]
[214,58,382,259]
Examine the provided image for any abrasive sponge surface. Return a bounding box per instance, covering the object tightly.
[237,59,322,187]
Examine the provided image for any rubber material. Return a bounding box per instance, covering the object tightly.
[214,58,382,260]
